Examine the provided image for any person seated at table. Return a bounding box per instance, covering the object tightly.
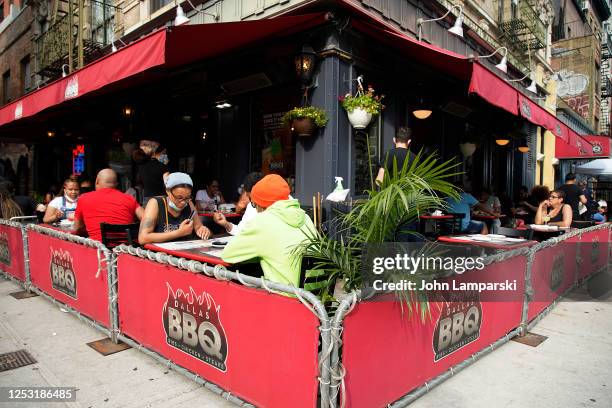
[139,172,212,244]
[0,182,24,220]
[221,174,316,287]
[535,190,573,228]
[517,185,549,222]
[73,169,145,242]
[195,178,226,211]
[43,176,80,224]
[213,172,263,235]
[477,189,502,233]
[592,200,607,223]
[447,189,496,235]
[79,176,94,194]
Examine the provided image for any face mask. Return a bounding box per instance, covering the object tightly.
[158,154,169,165]
[168,198,181,212]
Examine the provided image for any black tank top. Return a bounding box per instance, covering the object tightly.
[154,197,193,240]
[548,205,568,223]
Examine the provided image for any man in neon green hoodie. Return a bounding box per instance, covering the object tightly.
[221,174,316,287]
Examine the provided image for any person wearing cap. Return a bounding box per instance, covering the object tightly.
[593,200,608,223]
[221,174,316,287]
[139,172,211,244]
[213,172,264,236]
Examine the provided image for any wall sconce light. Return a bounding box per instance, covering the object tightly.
[507,72,538,94]
[518,138,530,153]
[47,130,56,138]
[122,106,134,118]
[495,137,510,146]
[294,45,317,87]
[476,47,508,73]
[61,64,69,78]
[174,4,190,26]
[417,5,464,42]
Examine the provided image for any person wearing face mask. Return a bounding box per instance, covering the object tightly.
[137,141,170,205]
[79,177,94,194]
[138,172,211,244]
[43,176,80,224]
[213,172,263,235]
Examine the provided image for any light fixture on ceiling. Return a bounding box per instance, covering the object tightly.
[518,138,530,153]
[47,130,56,138]
[417,5,464,42]
[495,137,510,146]
[215,101,232,109]
[476,46,508,73]
[201,131,207,140]
[122,106,134,118]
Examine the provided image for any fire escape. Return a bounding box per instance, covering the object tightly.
[497,0,547,69]
[34,0,121,83]
[600,22,612,136]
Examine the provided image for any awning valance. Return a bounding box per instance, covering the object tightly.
[555,133,611,159]
[0,13,327,128]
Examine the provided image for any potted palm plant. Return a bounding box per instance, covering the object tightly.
[340,79,384,129]
[283,106,328,137]
[298,151,461,315]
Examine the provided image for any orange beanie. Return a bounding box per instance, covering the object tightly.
[251,174,290,208]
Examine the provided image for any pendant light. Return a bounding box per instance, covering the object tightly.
[495,137,510,146]
[518,138,529,153]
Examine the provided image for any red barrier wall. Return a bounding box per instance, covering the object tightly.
[116,254,320,408]
[28,230,110,327]
[341,255,527,408]
[577,229,609,280]
[0,223,26,281]
[527,241,577,321]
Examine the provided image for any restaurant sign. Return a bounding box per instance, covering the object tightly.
[49,247,78,299]
[0,231,10,266]
[163,283,228,371]
[432,297,482,362]
[64,75,79,100]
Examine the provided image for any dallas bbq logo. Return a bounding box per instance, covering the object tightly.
[14,102,23,119]
[592,142,603,154]
[163,283,228,371]
[550,252,564,292]
[0,232,11,266]
[49,247,77,298]
[64,75,79,100]
[432,295,482,362]
[520,99,532,119]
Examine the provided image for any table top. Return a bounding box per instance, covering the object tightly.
[145,237,233,266]
[438,234,537,250]
[419,215,454,219]
[39,223,79,235]
[198,212,242,218]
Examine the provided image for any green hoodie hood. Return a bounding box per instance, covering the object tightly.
[266,199,306,228]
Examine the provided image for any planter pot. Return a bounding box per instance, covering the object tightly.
[347,107,372,129]
[292,117,317,137]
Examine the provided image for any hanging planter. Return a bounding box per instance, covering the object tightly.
[283,106,328,137]
[346,107,372,129]
[340,75,384,130]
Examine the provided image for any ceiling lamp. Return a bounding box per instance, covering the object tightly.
[47,130,56,138]
[174,5,190,26]
[215,101,232,109]
[122,106,133,118]
[518,139,529,153]
[495,137,510,146]
[477,47,508,74]
[417,5,464,41]
[413,109,432,119]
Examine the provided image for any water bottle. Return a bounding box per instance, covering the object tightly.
[214,196,219,212]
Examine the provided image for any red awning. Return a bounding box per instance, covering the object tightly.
[555,133,611,159]
[468,63,518,115]
[517,94,569,142]
[0,13,327,129]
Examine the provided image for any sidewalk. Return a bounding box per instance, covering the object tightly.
[1,271,611,408]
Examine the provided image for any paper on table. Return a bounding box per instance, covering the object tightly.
[153,240,212,250]
[529,224,559,231]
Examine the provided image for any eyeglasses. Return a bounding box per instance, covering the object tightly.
[549,195,559,199]
[170,191,192,203]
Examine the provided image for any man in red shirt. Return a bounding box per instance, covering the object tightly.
[74,169,144,242]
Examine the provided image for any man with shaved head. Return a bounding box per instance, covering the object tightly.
[74,168,144,243]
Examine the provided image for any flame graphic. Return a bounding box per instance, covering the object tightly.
[50,247,73,269]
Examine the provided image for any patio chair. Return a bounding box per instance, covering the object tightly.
[497,226,533,240]
[100,222,140,249]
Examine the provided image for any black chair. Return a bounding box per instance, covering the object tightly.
[571,220,595,229]
[100,222,140,249]
[497,226,534,240]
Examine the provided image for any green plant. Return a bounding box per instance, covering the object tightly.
[283,106,328,127]
[298,150,461,318]
[340,85,384,115]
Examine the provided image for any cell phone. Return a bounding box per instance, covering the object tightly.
[211,241,227,247]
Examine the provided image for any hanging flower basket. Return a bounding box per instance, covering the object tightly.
[340,76,384,130]
[283,106,328,137]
